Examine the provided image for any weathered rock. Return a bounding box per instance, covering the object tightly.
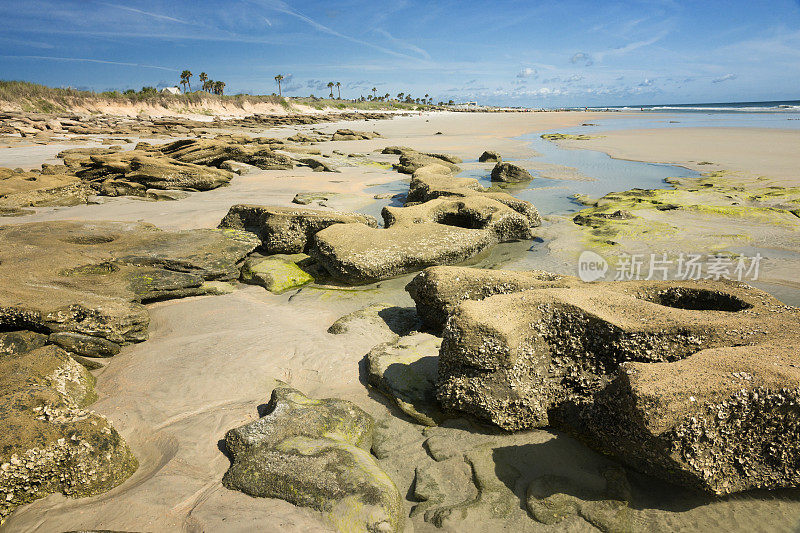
[0,168,91,210]
[294,157,339,172]
[328,304,418,340]
[490,162,533,183]
[331,129,382,141]
[478,151,501,163]
[159,139,293,170]
[292,192,336,205]
[365,332,443,426]
[434,272,800,493]
[310,223,496,284]
[75,151,234,192]
[0,330,48,358]
[405,266,575,330]
[383,195,536,242]
[223,385,403,533]
[0,221,258,344]
[0,346,137,522]
[218,204,377,254]
[576,344,800,494]
[145,188,190,201]
[381,146,414,155]
[219,160,257,175]
[49,332,121,358]
[405,166,541,227]
[240,255,314,293]
[394,152,460,175]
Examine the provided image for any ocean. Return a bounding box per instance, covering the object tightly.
[589,99,800,113]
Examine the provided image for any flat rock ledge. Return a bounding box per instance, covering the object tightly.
[0,220,258,346]
[222,385,403,533]
[407,265,800,494]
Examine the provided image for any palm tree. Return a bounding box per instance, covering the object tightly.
[275,74,284,96]
[397,92,404,101]
[203,79,213,92]
[335,81,341,99]
[180,70,192,93]
[372,87,377,98]
[213,81,225,95]
[327,81,335,98]
[199,72,208,92]
[384,93,390,100]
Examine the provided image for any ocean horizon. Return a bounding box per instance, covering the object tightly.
[586,99,800,112]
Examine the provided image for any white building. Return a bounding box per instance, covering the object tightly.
[161,87,181,95]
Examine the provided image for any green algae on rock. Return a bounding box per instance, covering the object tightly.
[540,133,599,141]
[222,385,403,533]
[240,255,314,293]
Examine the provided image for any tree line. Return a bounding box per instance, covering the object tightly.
[180,70,225,95]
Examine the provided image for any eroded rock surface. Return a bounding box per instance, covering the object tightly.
[308,164,541,284]
[222,385,403,533]
[490,162,533,183]
[0,221,258,345]
[406,266,575,330]
[0,345,137,522]
[218,204,378,254]
[420,267,800,493]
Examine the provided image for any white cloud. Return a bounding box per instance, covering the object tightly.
[516,67,537,78]
[711,73,737,83]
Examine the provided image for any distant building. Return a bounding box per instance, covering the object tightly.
[161,87,181,95]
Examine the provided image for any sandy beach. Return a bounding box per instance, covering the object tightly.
[3,110,800,533]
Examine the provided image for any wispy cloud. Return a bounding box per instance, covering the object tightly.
[251,0,427,63]
[595,29,671,62]
[97,2,192,25]
[711,73,737,83]
[371,28,430,60]
[570,52,593,66]
[516,67,537,78]
[0,55,177,72]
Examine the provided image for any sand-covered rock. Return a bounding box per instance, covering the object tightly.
[218,204,378,254]
[0,345,137,522]
[310,223,496,284]
[327,303,417,340]
[490,162,533,182]
[222,385,403,533]
[365,332,443,426]
[0,168,91,211]
[0,221,258,345]
[406,266,575,330]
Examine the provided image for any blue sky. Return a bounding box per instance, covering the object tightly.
[1,0,799,107]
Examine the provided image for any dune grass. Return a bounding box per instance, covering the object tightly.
[0,80,431,114]
[0,80,292,113]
